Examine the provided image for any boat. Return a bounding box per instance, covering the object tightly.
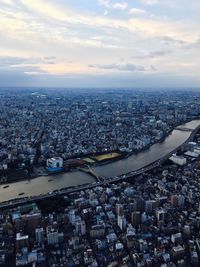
[18,192,24,196]
[3,185,9,189]
[48,179,53,182]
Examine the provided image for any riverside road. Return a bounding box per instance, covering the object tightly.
[0,119,200,206]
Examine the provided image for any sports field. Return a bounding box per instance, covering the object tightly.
[94,152,121,162]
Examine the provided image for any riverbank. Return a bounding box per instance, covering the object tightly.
[92,119,200,178]
[0,118,200,204]
[1,117,199,185]
[1,118,200,207]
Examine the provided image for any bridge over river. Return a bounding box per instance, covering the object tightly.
[77,165,105,182]
[0,119,200,205]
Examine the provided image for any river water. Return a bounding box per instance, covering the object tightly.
[0,119,200,202]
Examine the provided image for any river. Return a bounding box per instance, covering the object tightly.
[0,119,200,202]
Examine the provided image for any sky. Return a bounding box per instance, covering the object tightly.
[0,0,200,88]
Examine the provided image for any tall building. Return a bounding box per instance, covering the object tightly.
[171,233,182,244]
[68,210,76,225]
[11,203,41,233]
[156,209,166,222]
[75,220,86,235]
[131,211,141,226]
[35,227,44,244]
[46,227,59,245]
[90,224,105,238]
[136,197,145,212]
[16,233,29,252]
[115,204,123,216]
[117,215,126,231]
[145,200,157,214]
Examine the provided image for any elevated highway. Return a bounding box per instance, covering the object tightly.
[1,123,200,210]
[0,161,160,209]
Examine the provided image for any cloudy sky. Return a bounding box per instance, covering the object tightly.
[0,0,200,88]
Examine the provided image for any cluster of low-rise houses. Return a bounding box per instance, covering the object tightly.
[1,132,200,266]
[0,89,200,178]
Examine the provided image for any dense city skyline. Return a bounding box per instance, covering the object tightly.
[0,0,200,88]
[1,88,200,266]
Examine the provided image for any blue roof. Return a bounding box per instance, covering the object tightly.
[12,211,20,220]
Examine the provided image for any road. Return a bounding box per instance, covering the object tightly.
[0,160,160,209]
[1,123,199,210]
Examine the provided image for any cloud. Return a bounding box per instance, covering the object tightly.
[0,56,90,78]
[0,0,200,87]
[0,62,48,87]
[43,56,56,60]
[98,1,128,10]
[128,18,197,44]
[140,0,159,5]
[41,62,89,75]
[161,36,188,45]
[1,0,197,51]
[0,56,57,67]
[98,0,110,8]
[129,8,147,15]
[89,63,146,72]
[148,50,172,57]
[0,56,27,66]
[113,3,128,10]
[133,50,172,59]
[1,0,15,6]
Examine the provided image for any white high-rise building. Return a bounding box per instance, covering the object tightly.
[47,227,58,245]
[117,215,126,231]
